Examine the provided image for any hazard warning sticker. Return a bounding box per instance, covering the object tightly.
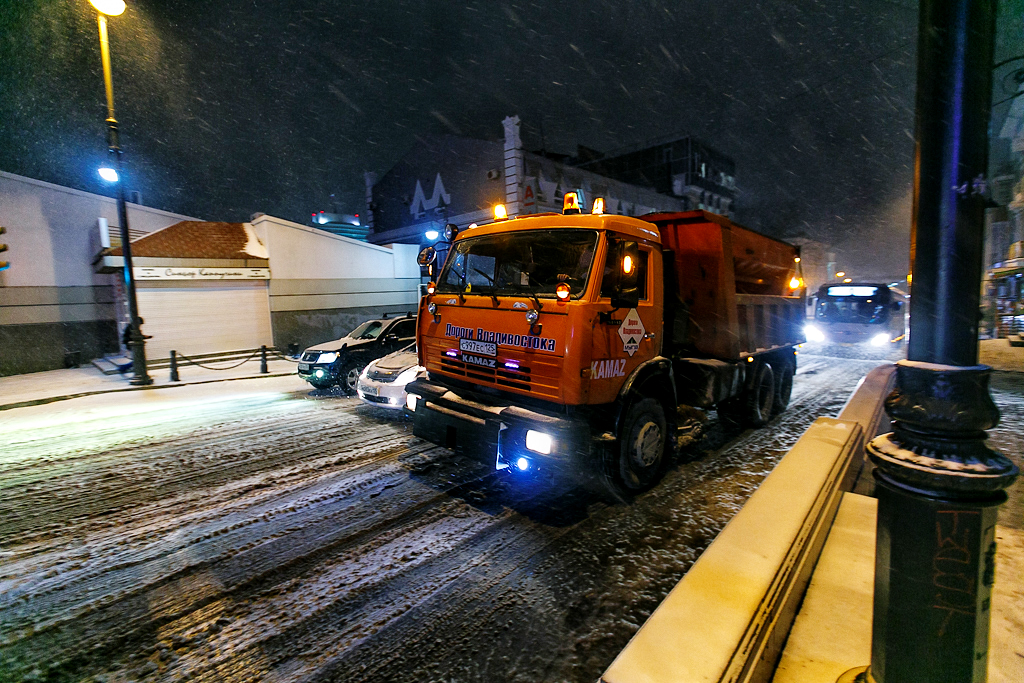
[618,308,645,357]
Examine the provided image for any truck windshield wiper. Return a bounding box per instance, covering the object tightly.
[472,267,500,304]
[523,279,543,312]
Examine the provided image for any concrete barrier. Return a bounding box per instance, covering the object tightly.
[601,364,896,683]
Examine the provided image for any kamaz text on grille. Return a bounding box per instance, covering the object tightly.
[445,324,556,352]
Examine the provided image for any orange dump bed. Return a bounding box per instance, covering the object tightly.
[646,211,805,359]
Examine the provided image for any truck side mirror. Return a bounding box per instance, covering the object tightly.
[610,241,640,309]
[417,247,436,266]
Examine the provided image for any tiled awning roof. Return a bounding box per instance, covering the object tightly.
[107,221,267,259]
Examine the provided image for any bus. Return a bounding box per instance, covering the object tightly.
[804,283,907,346]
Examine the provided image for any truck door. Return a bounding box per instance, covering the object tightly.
[589,236,662,405]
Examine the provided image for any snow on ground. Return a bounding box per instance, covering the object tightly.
[3,354,998,683]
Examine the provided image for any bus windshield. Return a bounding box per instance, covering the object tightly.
[815,285,892,324]
[436,229,599,298]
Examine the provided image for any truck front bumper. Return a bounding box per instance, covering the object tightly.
[405,379,592,473]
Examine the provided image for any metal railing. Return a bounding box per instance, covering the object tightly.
[156,346,302,382]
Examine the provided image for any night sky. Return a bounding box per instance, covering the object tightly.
[1,1,1021,281]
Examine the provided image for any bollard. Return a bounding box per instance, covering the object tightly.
[260,345,268,374]
[169,350,179,382]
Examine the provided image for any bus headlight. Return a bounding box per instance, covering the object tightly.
[804,325,825,342]
[525,430,553,455]
[870,333,890,346]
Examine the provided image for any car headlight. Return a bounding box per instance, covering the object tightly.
[406,393,420,411]
[870,332,890,346]
[394,366,421,386]
[803,325,825,343]
[525,430,553,455]
[318,351,339,364]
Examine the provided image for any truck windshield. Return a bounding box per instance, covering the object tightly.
[437,229,599,298]
[816,285,892,324]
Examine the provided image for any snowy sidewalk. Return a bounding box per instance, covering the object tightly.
[0,357,302,411]
[980,338,1024,373]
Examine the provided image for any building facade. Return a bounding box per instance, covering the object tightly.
[0,171,419,376]
[366,117,703,246]
[573,136,738,217]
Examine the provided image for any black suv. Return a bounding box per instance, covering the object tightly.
[297,313,417,393]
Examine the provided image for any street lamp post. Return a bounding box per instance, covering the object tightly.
[863,1,1018,681]
[90,0,151,385]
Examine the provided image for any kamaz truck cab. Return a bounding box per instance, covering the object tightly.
[406,195,804,496]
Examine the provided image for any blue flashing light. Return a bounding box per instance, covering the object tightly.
[516,457,530,471]
[425,230,439,241]
[98,167,119,183]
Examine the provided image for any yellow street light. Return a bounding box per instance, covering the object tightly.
[90,0,126,16]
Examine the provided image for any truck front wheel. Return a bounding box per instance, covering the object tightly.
[603,398,668,497]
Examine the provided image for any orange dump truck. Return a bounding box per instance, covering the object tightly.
[407,201,804,495]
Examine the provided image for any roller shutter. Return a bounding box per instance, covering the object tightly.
[136,283,273,360]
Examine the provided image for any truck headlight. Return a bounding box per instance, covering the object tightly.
[870,332,890,346]
[803,325,825,343]
[525,430,553,455]
[318,351,339,363]
[406,393,420,411]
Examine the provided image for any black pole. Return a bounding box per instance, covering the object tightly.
[260,345,268,374]
[111,137,152,387]
[865,1,1018,682]
[169,350,179,382]
[906,0,992,366]
[96,10,151,387]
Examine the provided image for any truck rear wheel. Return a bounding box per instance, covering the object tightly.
[602,398,668,498]
[745,362,776,426]
[772,361,793,415]
[719,361,775,428]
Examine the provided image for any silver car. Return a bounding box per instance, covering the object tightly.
[356,344,425,409]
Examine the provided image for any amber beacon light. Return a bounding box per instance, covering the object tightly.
[562,192,582,214]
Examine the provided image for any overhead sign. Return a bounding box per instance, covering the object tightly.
[134,267,270,280]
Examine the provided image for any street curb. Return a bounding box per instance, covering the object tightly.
[0,371,299,412]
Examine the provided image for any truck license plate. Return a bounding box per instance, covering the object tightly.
[298,363,309,371]
[459,338,496,356]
